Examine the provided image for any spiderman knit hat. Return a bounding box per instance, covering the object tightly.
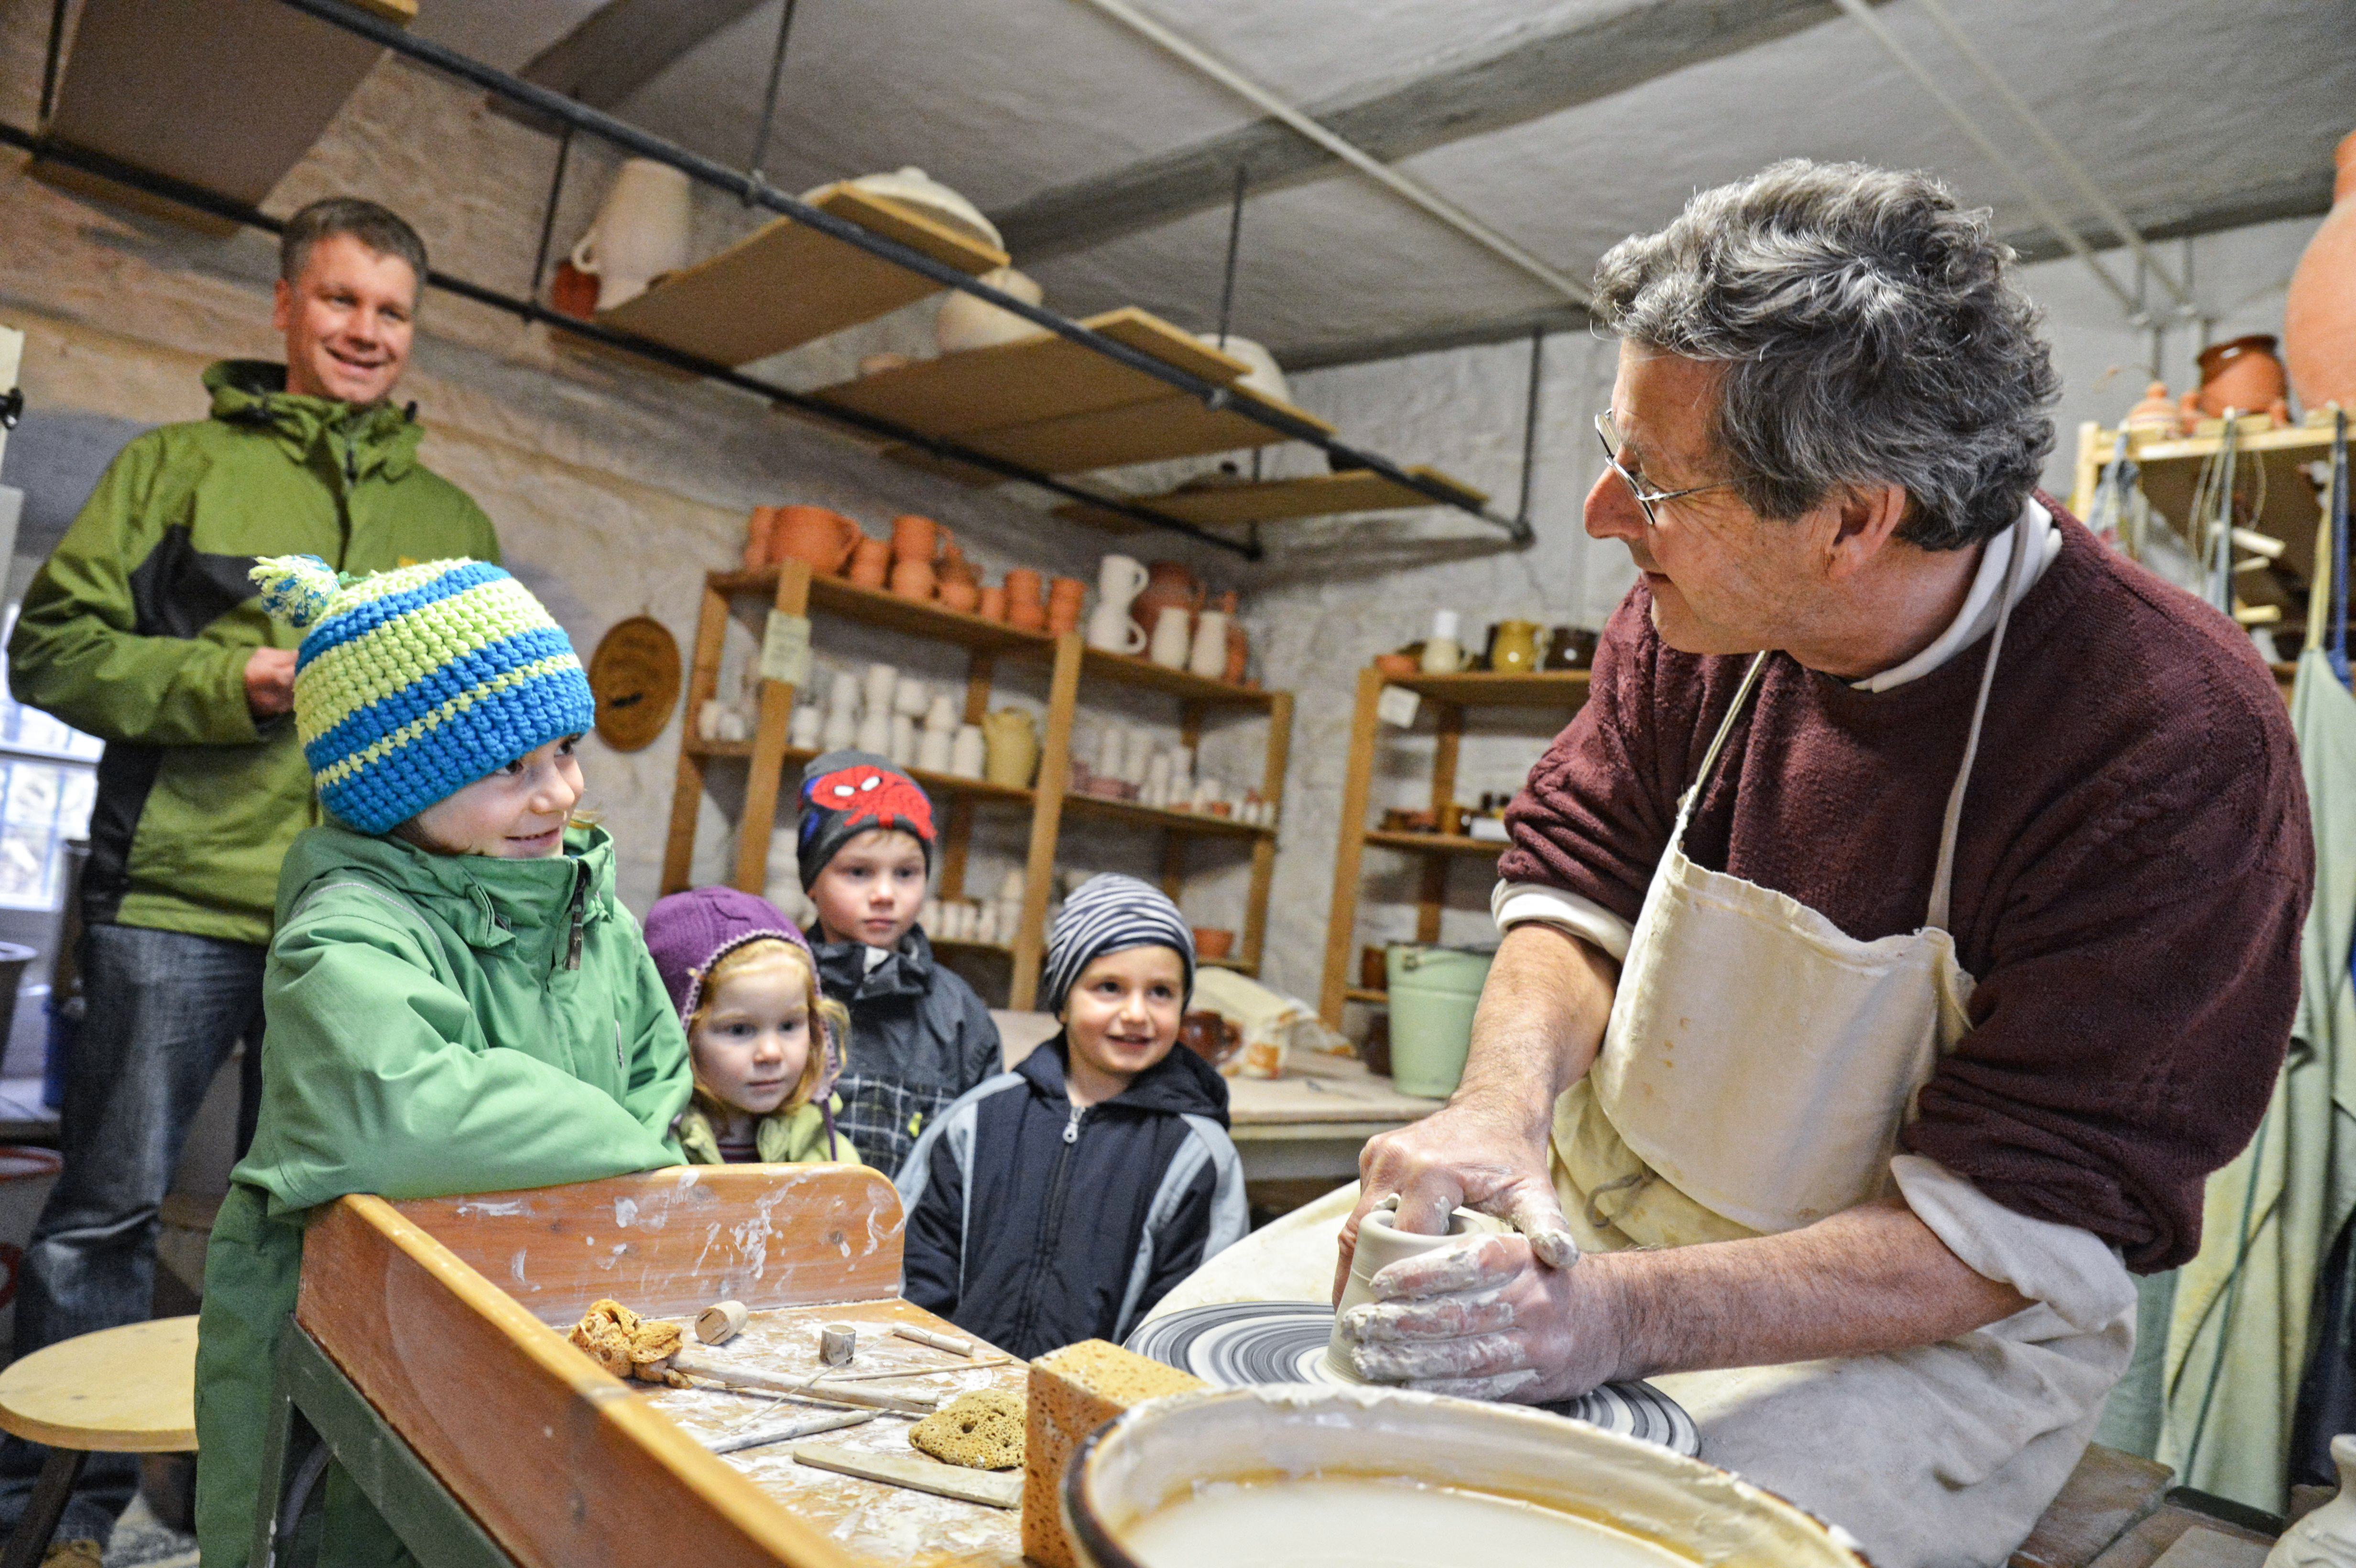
[796,750,936,888]
[249,555,595,834]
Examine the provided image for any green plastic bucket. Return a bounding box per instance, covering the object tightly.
[1384,944,1494,1098]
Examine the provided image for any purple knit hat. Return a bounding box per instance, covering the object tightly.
[643,886,843,1100]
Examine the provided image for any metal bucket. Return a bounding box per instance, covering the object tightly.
[1383,944,1492,1097]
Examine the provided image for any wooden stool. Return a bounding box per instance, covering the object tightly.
[0,1317,196,1568]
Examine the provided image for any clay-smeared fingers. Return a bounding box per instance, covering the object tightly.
[1348,1330,1531,1383]
[1367,1232,1526,1300]
[1506,1190,1580,1270]
[1404,1370,1545,1402]
[1342,1291,1517,1342]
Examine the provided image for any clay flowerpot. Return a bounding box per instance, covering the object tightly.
[889,558,936,602]
[2287,128,2356,414]
[978,584,1007,623]
[1004,569,1046,632]
[1134,561,1202,637]
[937,546,981,614]
[772,505,862,574]
[890,513,939,565]
[1047,576,1087,635]
[1191,927,1235,961]
[847,537,892,589]
[742,506,779,571]
[1373,651,1419,679]
[2189,335,2290,424]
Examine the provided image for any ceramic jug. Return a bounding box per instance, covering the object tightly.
[1135,562,1201,636]
[1149,605,1194,669]
[570,158,691,312]
[2186,335,2290,425]
[774,506,862,574]
[1189,608,1230,679]
[950,723,987,779]
[1420,610,1467,675]
[2265,1434,2356,1568]
[982,709,1039,790]
[1489,619,1541,674]
[1090,555,1149,653]
[2286,128,2356,412]
[891,513,938,564]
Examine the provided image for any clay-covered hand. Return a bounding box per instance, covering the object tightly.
[1335,1231,1621,1404]
[1339,1096,1578,1304]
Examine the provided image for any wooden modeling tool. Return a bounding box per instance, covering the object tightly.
[792,1442,1022,1509]
[701,1408,872,1456]
[820,1323,857,1365]
[666,1347,939,1415]
[891,1324,973,1356]
[695,1299,749,1346]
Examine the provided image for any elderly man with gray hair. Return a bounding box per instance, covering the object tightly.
[1335,161,2310,1564]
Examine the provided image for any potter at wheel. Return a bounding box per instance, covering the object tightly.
[1122,1302,1698,1456]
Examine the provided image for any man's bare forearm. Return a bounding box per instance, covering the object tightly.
[1454,922,1618,1134]
[1593,1197,2033,1377]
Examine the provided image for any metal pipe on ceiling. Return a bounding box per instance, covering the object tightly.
[1829,0,2142,319]
[1065,0,1594,310]
[266,0,1531,545]
[1908,0,2192,312]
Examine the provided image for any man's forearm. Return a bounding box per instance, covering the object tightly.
[1595,1197,2033,1377]
[1454,922,1618,1134]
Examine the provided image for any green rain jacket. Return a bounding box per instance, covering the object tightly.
[676,1092,863,1166]
[191,823,691,1568]
[7,360,500,945]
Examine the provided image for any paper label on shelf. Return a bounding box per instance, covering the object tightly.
[1376,687,1420,728]
[761,611,811,687]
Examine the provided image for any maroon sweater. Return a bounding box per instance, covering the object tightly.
[1500,506,2311,1271]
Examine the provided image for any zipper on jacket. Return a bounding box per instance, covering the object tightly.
[564,871,588,971]
[1010,1102,1087,1350]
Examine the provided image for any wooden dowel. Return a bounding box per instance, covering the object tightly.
[668,1347,938,1415]
[702,1408,872,1455]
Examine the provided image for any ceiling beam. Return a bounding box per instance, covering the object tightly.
[989,0,1870,261]
[1276,170,2339,372]
[509,0,766,111]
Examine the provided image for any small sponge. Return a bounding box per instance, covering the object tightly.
[909,1388,1026,1470]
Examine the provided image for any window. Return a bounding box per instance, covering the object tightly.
[0,608,100,911]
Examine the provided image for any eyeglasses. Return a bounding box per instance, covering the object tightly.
[1594,412,1734,528]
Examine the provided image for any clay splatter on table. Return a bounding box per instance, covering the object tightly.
[637,1297,1027,1567]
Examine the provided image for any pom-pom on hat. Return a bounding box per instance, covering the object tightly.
[249,554,595,835]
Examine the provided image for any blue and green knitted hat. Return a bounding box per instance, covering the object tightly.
[249,555,595,834]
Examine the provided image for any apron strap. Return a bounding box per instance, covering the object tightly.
[1925,513,2040,931]
[1672,651,1772,843]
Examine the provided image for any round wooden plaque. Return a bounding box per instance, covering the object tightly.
[588,615,682,752]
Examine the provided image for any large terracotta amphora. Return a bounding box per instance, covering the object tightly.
[2287,128,2356,413]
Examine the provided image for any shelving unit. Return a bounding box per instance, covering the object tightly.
[663,561,1292,1008]
[1318,666,1591,1027]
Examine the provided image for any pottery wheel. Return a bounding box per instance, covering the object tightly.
[1125,1302,1700,1457]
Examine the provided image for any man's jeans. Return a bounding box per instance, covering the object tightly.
[0,924,265,1545]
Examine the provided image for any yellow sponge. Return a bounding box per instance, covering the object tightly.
[1021,1341,1206,1568]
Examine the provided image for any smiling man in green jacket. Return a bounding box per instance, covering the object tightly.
[0,197,500,1560]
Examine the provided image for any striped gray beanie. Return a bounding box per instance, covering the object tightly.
[1042,873,1196,1015]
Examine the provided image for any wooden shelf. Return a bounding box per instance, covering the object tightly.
[1051,467,1491,533]
[781,747,1034,805]
[1363,829,1504,857]
[1061,792,1274,839]
[1200,955,1259,975]
[713,567,1057,654]
[1388,670,1592,706]
[905,383,1336,480]
[1079,646,1276,708]
[597,183,1007,368]
[679,738,757,759]
[1346,987,1388,1005]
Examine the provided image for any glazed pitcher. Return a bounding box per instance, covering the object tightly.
[982,708,1039,790]
[1489,619,1541,674]
[569,158,691,312]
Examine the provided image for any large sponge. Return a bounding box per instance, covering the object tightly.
[1021,1341,1207,1568]
[909,1388,1026,1470]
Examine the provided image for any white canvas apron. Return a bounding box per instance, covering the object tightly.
[1551,518,2135,1568]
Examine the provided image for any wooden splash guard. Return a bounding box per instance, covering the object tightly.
[294,1166,915,1568]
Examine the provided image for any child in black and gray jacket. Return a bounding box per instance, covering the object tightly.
[896,874,1247,1359]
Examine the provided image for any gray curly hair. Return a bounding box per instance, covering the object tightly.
[1592,161,2058,551]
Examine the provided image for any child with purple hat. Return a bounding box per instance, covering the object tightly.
[644,886,861,1165]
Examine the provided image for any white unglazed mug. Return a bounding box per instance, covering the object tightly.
[1328,1204,1507,1381]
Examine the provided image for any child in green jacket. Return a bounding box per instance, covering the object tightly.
[192,556,692,1568]
[644,885,862,1165]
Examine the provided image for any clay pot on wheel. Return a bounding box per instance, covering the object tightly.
[2286,128,2356,414]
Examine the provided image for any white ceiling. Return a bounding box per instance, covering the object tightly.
[408,0,2356,364]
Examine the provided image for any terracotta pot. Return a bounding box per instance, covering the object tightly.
[891,513,938,565]
[1134,561,1202,636]
[2122,381,2179,436]
[1004,568,1046,632]
[2287,129,2356,414]
[1178,1010,1243,1070]
[742,506,779,572]
[938,549,981,614]
[550,260,599,321]
[889,558,936,601]
[1219,589,1248,684]
[1191,926,1235,961]
[847,537,892,589]
[2191,335,2289,422]
[1047,576,1087,634]
[1373,652,1419,679]
[772,505,862,574]
[978,585,1007,623]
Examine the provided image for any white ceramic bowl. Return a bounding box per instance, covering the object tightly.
[1065,1385,1867,1568]
[824,165,1003,251]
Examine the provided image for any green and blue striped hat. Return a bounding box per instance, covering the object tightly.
[249,555,595,834]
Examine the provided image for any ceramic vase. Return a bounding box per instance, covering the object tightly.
[916,726,953,773]
[1328,1207,1506,1380]
[569,158,690,312]
[2286,129,2356,414]
[1188,609,1230,679]
[892,675,930,719]
[923,694,960,735]
[950,724,987,779]
[2266,1434,2356,1568]
[1094,723,1128,784]
[820,693,858,752]
[863,663,899,717]
[888,713,917,767]
[1149,606,1194,669]
[1122,727,1156,787]
[1421,610,1465,675]
[855,710,891,755]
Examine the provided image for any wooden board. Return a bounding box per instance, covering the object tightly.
[41,0,410,223]
[1363,829,1505,857]
[2009,1443,2173,1568]
[1078,645,1274,708]
[907,384,1337,479]
[814,308,1249,437]
[598,185,1007,367]
[1388,670,1592,707]
[1060,792,1271,840]
[1052,468,1492,531]
[791,1444,1022,1510]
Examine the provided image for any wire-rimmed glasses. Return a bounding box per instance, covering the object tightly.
[1594,411,1734,527]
